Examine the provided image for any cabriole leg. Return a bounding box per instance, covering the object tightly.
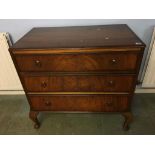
[122,112,133,131]
[29,111,40,129]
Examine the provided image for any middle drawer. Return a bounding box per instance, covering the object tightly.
[21,73,135,92]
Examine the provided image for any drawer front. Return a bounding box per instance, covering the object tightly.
[14,53,139,72]
[22,74,135,92]
[29,95,130,112]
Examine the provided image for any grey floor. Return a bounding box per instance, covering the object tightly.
[0,94,155,135]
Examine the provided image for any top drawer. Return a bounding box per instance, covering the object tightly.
[14,52,140,72]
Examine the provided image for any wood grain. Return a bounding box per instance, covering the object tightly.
[29,94,130,112]
[10,25,145,50]
[9,25,146,129]
[22,74,135,92]
[14,52,139,72]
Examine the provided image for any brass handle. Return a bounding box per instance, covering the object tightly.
[35,60,41,67]
[111,59,117,64]
[108,80,115,86]
[41,81,47,88]
[45,101,51,106]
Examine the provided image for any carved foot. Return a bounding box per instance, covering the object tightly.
[29,111,40,129]
[122,112,133,131]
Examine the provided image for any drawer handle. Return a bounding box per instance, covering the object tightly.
[45,101,51,106]
[35,60,41,67]
[41,81,47,88]
[108,80,115,86]
[111,59,117,64]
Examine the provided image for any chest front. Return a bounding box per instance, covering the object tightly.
[9,25,145,130]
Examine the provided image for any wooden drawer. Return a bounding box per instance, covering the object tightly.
[29,95,130,112]
[22,74,135,92]
[14,52,139,72]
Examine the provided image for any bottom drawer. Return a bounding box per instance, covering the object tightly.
[29,94,130,112]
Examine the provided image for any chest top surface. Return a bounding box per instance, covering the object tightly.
[10,24,145,51]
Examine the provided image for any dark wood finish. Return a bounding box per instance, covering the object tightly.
[9,25,146,130]
[12,48,142,54]
[22,74,135,92]
[29,111,40,129]
[14,52,139,72]
[10,25,145,50]
[29,95,130,112]
[122,112,133,131]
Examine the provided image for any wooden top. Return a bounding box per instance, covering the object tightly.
[10,24,145,51]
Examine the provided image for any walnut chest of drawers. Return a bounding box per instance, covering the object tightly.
[9,24,146,130]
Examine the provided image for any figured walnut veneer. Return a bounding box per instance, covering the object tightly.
[9,25,145,130]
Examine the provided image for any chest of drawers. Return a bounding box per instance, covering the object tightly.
[9,25,145,130]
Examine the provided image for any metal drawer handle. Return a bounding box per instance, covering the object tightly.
[111,59,117,64]
[45,101,51,106]
[41,81,47,88]
[108,80,115,86]
[35,60,41,67]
